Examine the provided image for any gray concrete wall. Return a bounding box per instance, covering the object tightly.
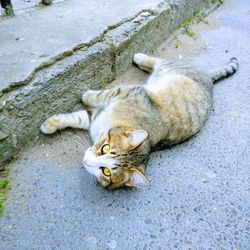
[0,0,220,169]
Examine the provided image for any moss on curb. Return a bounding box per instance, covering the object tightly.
[0,179,9,189]
[0,179,10,216]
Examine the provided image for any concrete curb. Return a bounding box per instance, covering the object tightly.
[0,0,220,169]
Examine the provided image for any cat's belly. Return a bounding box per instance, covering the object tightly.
[147,76,213,145]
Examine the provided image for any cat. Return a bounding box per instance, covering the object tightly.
[41,53,238,190]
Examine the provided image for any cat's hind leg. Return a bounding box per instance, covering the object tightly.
[133,53,163,72]
[40,110,90,134]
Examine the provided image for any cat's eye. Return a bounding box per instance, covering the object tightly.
[101,144,110,154]
[101,167,111,176]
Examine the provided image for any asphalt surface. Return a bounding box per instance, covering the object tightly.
[0,0,249,249]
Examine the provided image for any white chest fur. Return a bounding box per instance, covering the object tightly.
[89,102,116,143]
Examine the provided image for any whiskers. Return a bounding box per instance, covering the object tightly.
[74,140,86,151]
[72,129,90,151]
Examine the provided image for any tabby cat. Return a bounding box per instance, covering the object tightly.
[41,53,238,189]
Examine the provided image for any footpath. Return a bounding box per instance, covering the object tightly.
[1,0,249,249]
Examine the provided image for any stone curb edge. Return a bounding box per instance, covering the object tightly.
[0,0,221,169]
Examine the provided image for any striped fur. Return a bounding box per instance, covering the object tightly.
[41,53,239,189]
[210,57,239,83]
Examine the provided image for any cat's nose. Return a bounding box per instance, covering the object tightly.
[83,159,91,167]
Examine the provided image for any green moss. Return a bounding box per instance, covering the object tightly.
[0,192,7,215]
[166,8,172,15]
[0,179,10,216]
[175,42,179,49]
[0,179,9,189]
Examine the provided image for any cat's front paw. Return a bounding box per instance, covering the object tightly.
[40,116,61,134]
[81,90,95,102]
[81,90,97,109]
[133,53,149,66]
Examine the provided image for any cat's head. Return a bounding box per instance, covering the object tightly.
[83,127,150,189]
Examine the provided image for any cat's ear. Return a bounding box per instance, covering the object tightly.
[125,168,149,188]
[124,130,148,149]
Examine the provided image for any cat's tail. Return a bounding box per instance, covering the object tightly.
[209,57,239,83]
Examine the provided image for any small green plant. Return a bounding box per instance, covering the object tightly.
[180,17,193,28]
[180,9,211,38]
[193,10,202,20]
[219,0,224,4]
[187,29,195,37]
[173,34,179,49]
[180,14,198,37]
[193,10,209,24]
[203,18,209,24]
[180,18,195,37]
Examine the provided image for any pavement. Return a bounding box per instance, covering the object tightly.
[0,0,250,249]
[0,0,216,166]
[0,0,162,90]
